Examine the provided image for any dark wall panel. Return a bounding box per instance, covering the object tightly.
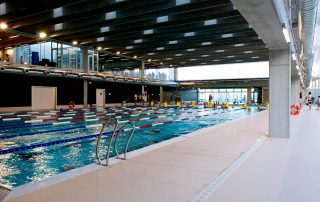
[0,73,83,107]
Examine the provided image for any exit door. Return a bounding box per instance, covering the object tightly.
[96,89,105,107]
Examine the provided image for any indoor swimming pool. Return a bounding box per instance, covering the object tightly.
[0,106,259,187]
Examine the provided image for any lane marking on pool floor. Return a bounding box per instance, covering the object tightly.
[191,136,267,202]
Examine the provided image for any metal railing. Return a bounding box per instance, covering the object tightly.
[95,116,135,166]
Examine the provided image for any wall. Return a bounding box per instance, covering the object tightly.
[0,73,83,107]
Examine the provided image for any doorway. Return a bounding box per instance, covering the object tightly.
[96,89,106,107]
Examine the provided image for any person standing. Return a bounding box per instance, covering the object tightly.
[306,92,312,110]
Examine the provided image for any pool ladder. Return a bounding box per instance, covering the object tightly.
[95,115,135,166]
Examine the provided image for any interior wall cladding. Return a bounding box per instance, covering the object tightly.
[88,81,162,104]
[0,73,83,107]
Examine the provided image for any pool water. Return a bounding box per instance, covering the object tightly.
[0,106,259,187]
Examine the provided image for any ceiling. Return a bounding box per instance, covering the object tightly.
[1,0,268,69]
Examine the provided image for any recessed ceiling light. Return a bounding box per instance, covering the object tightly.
[148,53,155,55]
[236,60,243,62]
[216,50,224,53]
[213,59,220,62]
[190,58,197,61]
[126,46,133,50]
[187,48,195,52]
[97,47,102,50]
[227,56,235,58]
[165,58,172,60]
[201,55,209,57]
[160,62,163,65]
[180,61,186,64]
[170,64,173,67]
[244,51,253,54]
[39,32,47,38]
[148,59,152,62]
[201,62,207,65]
[116,51,121,54]
[156,47,165,50]
[175,54,183,56]
[251,56,260,59]
[133,55,137,58]
[72,41,78,45]
[0,22,8,29]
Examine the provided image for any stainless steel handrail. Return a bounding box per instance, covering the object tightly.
[114,121,135,160]
[95,116,118,166]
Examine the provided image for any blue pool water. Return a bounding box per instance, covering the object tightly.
[0,106,259,187]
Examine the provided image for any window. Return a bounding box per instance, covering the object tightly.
[176,0,190,5]
[157,16,168,23]
[100,26,110,33]
[204,19,217,26]
[53,7,63,18]
[143,29,153,35]
[184,32,195,37]
[105,11,117,20]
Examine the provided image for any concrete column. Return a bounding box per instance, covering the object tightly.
[262,87,269,104]
[82,48,89,107]
[291,77,300,105]
[247,87,252,103]
[141,60,145,79]
[174,67,178,81]
[269,49,291,138]
[82,48,89,73]
[83,80,88,108]
[160,86,164,104]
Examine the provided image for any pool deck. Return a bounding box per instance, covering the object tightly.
[7,108,320,202]
[5,109,268,202]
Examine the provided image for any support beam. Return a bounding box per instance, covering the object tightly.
[82,47,89,107]
[141,60,145,79]
[83,80,88,108]
[247,87,252,103]
[160,86,164,104]
[291,77,301,106]
[269,49,291,138]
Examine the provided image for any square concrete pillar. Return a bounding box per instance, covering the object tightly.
[269,49,291,138]
[291,77,301,106]
[247,87,252,103]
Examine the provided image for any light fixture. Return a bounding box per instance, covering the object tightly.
[133,55,137,59]
[39,32,47,38]
[148,59,151,62]
[282,24,290,43]
[97,47,102,50]
[72,41,78,45]
[292,53,296,60]
[116,51,120,54]
[0,23,8,29]
[296,65,299,70]
[160,62,163,65]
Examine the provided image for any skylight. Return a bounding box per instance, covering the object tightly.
[204,19,217,26]
[184,32,195,37]
[97,37,105,42]
[157,16,168,23]
[53,7,63,18]
[0,3,6,15]
[169,40,178,44]
[134,39,143,43]
[202,42,211,46]
[101,26,110,33]
[105,11,117,20]
[234,43,244,47]
[143,29,154,35]
[176,0,190,5]
[222,33,233,38]
[54,23,63,31]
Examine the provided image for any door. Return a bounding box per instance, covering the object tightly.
[96,89,105,107]
[32,86,57,110]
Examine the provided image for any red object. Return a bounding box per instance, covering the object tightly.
[290,104,300,115]
[68,101,76,109]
